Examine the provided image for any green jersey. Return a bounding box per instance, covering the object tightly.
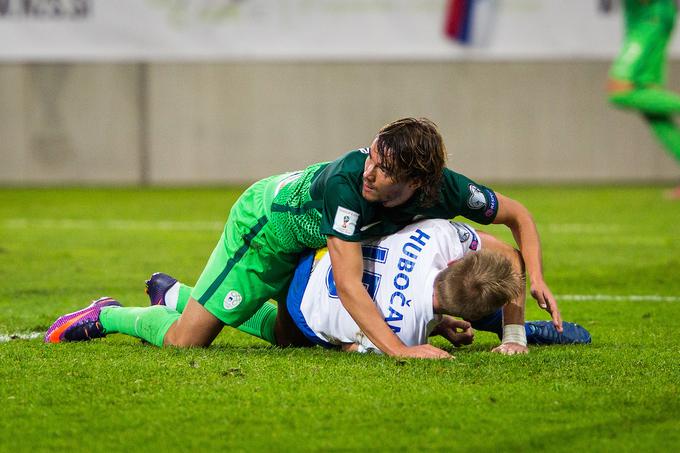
[270,148,498,252]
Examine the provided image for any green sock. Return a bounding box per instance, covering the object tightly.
[236,302,278,344]
[176,284,192,313]
[609,88,680,115]
[100,306,179,347]
[645,114,680,162]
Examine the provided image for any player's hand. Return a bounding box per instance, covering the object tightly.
[394,344,453,359]
[530,280,563,333]
[492,343,529,355]
[432,316,474,347]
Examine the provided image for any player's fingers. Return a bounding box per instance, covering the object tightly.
[551,310,563,333]
[532,288,548,309]
[458,320,472,330]
[542,291,558,315]
[429,350,453,359]
[425,344,452,359]
[544,294,563,332]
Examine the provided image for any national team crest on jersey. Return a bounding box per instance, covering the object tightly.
[333,206,359,236]
[467,184,487,210]
[224,291,243,310]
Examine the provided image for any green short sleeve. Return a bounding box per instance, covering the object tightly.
[440,169,498,225]
[318,174,366,242]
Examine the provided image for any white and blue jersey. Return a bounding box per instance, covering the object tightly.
[286,219,482,353]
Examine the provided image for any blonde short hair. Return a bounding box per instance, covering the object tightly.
[433,250,524,320]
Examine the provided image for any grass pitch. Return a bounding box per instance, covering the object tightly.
[1,185,679,452]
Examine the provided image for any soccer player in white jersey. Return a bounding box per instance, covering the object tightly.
[140,218,590,353]
[281,219,591,354]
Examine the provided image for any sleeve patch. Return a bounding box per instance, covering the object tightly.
[484,189,498,218]
[466,184,487,210]
[333,206,360,236]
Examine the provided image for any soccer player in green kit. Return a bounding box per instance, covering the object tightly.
[45,118,562,358]
[608,0,680,198]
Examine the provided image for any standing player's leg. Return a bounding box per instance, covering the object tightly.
[607,0,680,196]
[645,114,680,163]
[609,0,678,114]
[644,115,680,198]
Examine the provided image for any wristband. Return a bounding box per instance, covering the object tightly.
[502,324,527,347]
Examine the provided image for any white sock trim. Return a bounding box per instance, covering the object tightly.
[164,282,180,311]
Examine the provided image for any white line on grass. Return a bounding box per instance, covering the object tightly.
[559,294,680,302]
[0,332,43,343]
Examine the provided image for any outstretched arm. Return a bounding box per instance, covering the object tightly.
[327,236,451,359]
[478,231,528,355]
[492,192,562,332]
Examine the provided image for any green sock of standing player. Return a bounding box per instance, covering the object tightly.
[645,114,680,162]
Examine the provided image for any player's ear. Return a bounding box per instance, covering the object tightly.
[408,179,421,191]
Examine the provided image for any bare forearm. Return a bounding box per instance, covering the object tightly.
[507,208,544,285]
[493,193,562,330]
[327,236,450,359]
[336,282,405,356]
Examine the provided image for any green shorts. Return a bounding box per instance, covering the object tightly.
[610,0,677,86]
[190,173,302,327]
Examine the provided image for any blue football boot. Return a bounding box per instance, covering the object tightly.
[526,320,591,345]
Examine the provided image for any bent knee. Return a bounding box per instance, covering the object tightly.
[163,321,218,348]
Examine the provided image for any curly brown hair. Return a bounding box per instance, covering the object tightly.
[375,118,447,207]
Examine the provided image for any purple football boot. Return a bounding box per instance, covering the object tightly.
[145,272,178,306]
[44,297,121,343]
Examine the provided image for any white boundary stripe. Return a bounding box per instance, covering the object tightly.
[2,218,223,231]
[0,331,43,343]
[558,294,680,303]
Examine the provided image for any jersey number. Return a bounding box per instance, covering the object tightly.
[326,245,387,300]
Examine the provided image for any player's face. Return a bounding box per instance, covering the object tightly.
[362,140,419,208]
